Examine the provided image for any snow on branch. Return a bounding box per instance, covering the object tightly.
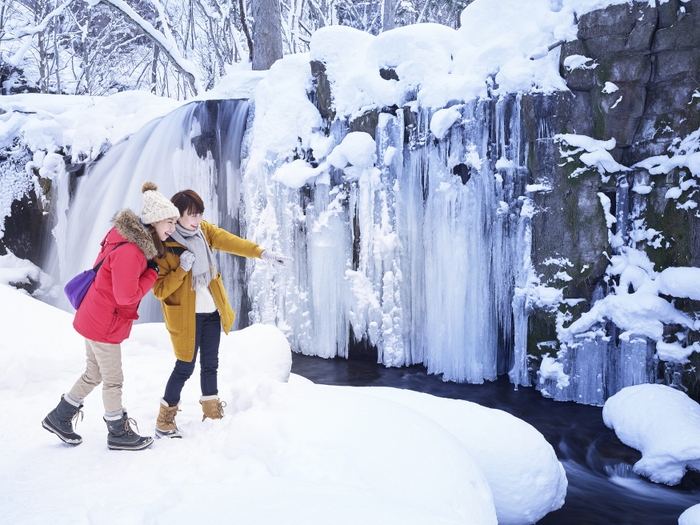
[8,0,74,40]
[5,0,74,66]
[95,0,204,95]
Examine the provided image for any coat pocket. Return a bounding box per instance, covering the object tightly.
[209,276,234,330]
[163,303,183,335]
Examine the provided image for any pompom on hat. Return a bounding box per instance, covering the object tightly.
[140,182,180,224]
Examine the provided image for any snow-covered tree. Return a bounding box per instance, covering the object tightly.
[0,0,474,99]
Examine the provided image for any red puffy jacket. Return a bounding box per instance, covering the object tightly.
[73,209,159,344]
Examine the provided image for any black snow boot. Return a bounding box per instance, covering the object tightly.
[104,411,153,451]
[42,395,83,445]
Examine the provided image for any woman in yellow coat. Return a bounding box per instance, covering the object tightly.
[152,189,290,438]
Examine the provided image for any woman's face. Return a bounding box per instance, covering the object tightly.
[178,209,204,231]
[152,218,178,240]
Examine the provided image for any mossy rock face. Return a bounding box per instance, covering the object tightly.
[680,325,700,402]
[594,55,652,85]
[683,359,700,404]
[652,1,700,52]
[531,153,610,302]
[643,170,700,270]
[657,0,681,29]
[521,92,609,306]
[349,109,380,140]
[527,310,559,358]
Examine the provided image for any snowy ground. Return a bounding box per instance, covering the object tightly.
[0,283,566,525]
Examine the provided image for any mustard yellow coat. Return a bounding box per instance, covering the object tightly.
[152,221,264,362]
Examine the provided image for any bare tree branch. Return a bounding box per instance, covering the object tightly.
[96,0,202,95]
[9,0,73,40]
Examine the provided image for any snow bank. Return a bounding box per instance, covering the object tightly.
[0,282,571,524]
[603,384,700,486]
[0,91,182,161]
[0,252,43,288]
[357,387,567,525]
[226,378,498,525]
[308,0,575,119]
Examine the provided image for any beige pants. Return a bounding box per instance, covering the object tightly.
[69,339,124,413]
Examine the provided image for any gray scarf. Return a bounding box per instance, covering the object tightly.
[170,224,217,290]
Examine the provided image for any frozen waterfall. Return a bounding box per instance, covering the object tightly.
[243,95,533,385]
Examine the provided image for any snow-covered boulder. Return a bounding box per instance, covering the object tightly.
[680,503,700,525]
[603,384,700,485]
[358,386,567,525]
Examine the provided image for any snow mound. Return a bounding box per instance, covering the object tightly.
[603,384,700,485]
[225,378,498,525]
[358,386,567,525]
[680,503,700,525]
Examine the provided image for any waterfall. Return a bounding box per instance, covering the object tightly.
[43,99,251,324]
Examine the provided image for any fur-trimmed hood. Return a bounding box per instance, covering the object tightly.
[111,209,158,260]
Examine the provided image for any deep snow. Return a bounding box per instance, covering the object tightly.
[0,283,566,525]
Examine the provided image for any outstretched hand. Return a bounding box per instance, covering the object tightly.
[261,250,292,267]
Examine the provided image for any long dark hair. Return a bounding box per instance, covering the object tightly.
[144,224,166,258]
[171,189,205,217]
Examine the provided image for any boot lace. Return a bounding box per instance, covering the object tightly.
[164,406,180,426]
[123,417,140,436]
[71,409,84,429]
[217,400,227,418]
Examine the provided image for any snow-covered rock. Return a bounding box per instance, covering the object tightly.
[603,384,700,485]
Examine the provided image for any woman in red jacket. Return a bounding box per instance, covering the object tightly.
[42,181,180,451]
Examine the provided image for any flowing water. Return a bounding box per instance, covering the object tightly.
[291,353,700,525]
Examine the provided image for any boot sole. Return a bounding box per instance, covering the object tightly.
[107,438,154,451]
[155,428,182,439]
[42,419,82,445]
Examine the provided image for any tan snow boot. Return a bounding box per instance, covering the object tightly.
[155,399,181,439]
[200,395,226,421]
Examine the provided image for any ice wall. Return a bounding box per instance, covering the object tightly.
[242,95,533,384]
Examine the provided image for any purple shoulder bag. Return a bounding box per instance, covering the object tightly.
[64,242,127,310]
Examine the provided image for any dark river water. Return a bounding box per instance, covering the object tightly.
[290,353,700,525]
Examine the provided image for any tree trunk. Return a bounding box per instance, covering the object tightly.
[238,0,254,62]
[252,0,282,70]
[381,0,396,32]
[38,33,48,93]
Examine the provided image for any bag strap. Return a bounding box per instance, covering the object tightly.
[93,242,128,272]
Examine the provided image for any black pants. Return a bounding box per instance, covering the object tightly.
[163,311,221,405]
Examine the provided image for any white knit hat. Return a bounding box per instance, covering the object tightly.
[140,182,180,224]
